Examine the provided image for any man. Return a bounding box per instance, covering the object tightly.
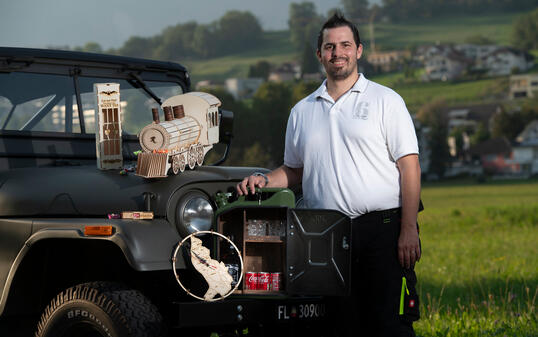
[237,13,421,337]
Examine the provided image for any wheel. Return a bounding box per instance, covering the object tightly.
[188,145,196,170]
[179,153,186,172]
[172,155,180,174]
[35,282,164,337]
[196,145,204,166]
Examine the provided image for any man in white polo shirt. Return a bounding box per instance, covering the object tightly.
[237,13,421,337]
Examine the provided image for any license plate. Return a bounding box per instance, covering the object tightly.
[276,303,326,320]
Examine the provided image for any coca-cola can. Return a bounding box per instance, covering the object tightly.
[245,272,258,290]
[258,272,271,290]
[271,272,282,291]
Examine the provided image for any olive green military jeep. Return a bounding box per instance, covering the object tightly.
[0,47,352,337]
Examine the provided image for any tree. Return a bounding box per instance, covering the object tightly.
[217,11,263,53]
[251,82,293,167]
[300,43,320,75]
[449,126,466,159]
[239,142,272,167]
[248,60,272,80]
[491,98,538,140]
[341,0,370,24]
[512,8,538,50]
[78,42,103,53]
[292,81,321,105]
[288,2,324,50]
[417,99,450,178]
[119,36,155,59]
[154,22,198,60]
[192,25,216,58]
[470,122,489,146]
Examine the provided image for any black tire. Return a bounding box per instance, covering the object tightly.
[35,282,164,337]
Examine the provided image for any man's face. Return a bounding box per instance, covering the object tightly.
[317,26,363,81]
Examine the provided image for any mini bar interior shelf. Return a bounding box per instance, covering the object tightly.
[218,207,287,294]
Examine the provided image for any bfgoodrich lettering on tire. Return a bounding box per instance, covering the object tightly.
[35,282,163,337]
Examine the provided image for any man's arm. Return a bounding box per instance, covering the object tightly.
[396,154,421,269]
[236,165,303,195]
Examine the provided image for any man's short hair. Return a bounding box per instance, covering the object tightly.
[317,13,361,52]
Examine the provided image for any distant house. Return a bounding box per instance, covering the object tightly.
[225,78,264,100]
[367,50,411,73]
[444,103,501,133]
[509,73,538,99]
[468,137,519,174]
[268,62,300,82]
[301,72,324,82]
[454,44,499,60]
[422,47,470,81]
[415,45,444,63]
[195,80,223,91]
[476,48,534,76]
[417,44,535,81]
[512,120,538,175]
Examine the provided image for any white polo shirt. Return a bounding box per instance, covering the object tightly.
[284,74,419,217]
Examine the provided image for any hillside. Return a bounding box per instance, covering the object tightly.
[183,12,523,85]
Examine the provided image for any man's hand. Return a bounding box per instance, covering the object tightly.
[398,224,420,269]
[235,165,303,196]
[236,174,267,196]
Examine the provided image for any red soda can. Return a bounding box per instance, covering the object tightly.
[258,272,271,290]
[271,272,282,291]
[245,272,258,290]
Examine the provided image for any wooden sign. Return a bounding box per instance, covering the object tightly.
[94,83,123,170]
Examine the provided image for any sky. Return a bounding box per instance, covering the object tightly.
[0,0,381,49]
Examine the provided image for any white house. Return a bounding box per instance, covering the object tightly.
[477,48,534,76]
[512,120,538,175]
[509,73,538,99]
[225,78,264,100]
[454,44,499,60]
[268,62,301,83]
[422,48,470,81]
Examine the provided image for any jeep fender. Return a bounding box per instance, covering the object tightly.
[0,218,185,315]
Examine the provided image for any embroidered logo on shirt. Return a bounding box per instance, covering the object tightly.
[353,102,369,120]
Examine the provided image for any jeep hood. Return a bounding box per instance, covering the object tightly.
[0,165,255,217]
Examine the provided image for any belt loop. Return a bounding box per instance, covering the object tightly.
[382,210,391,224]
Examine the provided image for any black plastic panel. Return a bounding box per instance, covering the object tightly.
[286,209,352,296]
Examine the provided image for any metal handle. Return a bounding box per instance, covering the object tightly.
[342,236,349,250]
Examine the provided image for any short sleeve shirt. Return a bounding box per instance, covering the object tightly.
[284,74,419,217]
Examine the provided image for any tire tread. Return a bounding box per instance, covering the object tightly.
[35,282,163,337]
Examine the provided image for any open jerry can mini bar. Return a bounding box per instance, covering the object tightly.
[215,188,353,297]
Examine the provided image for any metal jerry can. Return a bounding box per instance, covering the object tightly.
[215,188,352,297]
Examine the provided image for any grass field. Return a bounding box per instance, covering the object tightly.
[184,31,296,84]
[371,13,520,50]
[369,73,503,112]
[415,179,538,336]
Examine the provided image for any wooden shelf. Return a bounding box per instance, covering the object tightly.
[245,235,283,243]
[218,207,287,294]
[242,289,283,295]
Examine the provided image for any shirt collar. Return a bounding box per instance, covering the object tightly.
[315,73,368,102]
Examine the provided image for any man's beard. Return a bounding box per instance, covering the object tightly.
[326,58,357,80]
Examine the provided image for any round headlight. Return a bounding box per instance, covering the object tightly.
[176,191,214,236]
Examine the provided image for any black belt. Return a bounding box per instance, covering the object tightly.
[353,207,401,224]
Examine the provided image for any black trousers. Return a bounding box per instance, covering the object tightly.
[328,208,420,337]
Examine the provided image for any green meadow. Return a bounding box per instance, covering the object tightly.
[415,180,538,336]
[370,74,502,113]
